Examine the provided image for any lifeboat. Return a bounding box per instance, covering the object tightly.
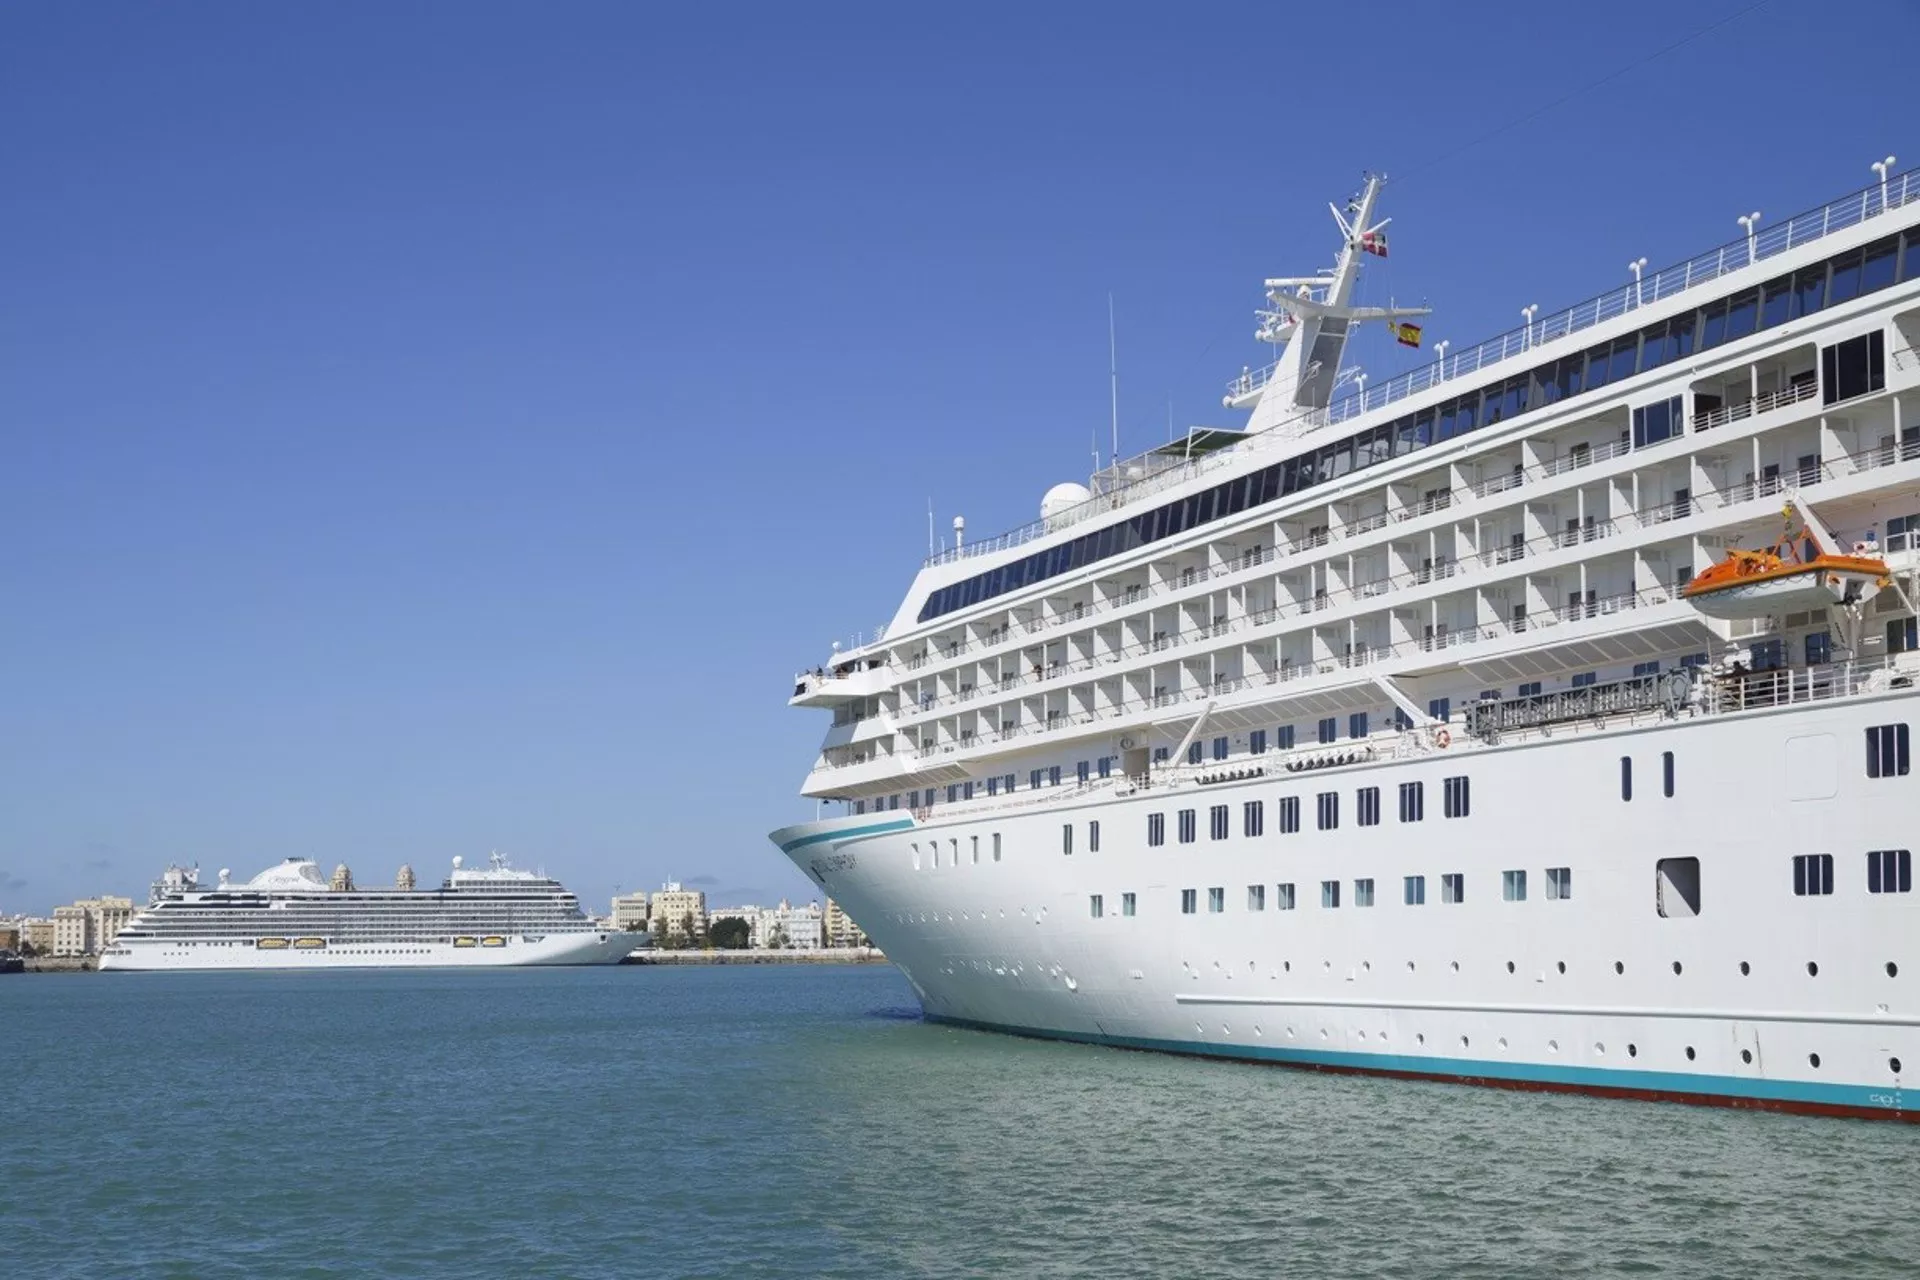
[293,937,327,949]
[256,937,290,950]
[481,936,506,947]
[1681,507,1889,621]
[453,936,478,948]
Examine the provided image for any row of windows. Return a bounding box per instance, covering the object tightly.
[912,833,1002,869]
[1175,867,1571,913]
[1146,778,1472,846]
[918,229,1920,623]
[1792,850,1912,896]
[1087,892,1137,919]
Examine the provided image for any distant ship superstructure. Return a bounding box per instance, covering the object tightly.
[100,854,635,970]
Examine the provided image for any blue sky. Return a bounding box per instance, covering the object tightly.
[1,0,1911,914]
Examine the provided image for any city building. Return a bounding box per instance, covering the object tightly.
[757,899,824,950]
[23,919,54,954]
[824,898,865,948]
[706,905,760,947]
[0,923,20,951]
[649,882,706,943]
[610,891,649,932]
[52,896,136,956]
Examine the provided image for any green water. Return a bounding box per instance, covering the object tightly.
[5,965,1913,1278]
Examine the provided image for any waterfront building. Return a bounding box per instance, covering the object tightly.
[0,923,19,951]
[757,899,825,950]
[649,883,707,944]
[610,891,650,932]
[824,898,864,948]
[23,919,54,954]
[706,905,761,946]
[51,896,136,956]
[774,159,1920,1120]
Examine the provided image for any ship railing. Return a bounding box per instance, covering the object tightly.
[934,166,1920,569]
[1691,378,1819,431]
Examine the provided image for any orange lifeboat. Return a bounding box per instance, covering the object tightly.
[1682,506,1889,620]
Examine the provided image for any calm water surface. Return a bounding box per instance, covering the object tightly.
[5,965,1914,1278]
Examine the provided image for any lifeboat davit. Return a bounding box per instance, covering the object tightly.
[1681,509,1889,620]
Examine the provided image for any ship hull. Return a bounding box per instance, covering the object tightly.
[773,689,1920,1120]
[99,930,638,971]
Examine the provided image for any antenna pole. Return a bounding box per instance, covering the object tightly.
[1108,292,1119,465]
[927,498,935,557]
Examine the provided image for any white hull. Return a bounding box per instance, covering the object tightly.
[774,692,1920,1119]
[99,930,637,971]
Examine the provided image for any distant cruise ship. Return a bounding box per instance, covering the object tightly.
[100,854,636,970]
[774,158,1920,1121]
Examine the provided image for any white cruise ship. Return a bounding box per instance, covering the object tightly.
[99,854,637,970]
[773,158,1920,1121]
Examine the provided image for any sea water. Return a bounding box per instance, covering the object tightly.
[4,965,1913,1278]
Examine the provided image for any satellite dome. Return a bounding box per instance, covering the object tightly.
[451,855,464,869]
[1040,482,1092,526]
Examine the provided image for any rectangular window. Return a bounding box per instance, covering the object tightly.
[1089,894,1104,919]
[1517,681,1542,697]
[1867,849,1912,894]
[1030,769,1044,791]
[1357,786,1380,827]
[1443,775,1471,818]
[1076,760,1090,784]
[1354,878,1375,907]
[1428,697,1451,724]
[1276,882,1296,911]
[1321,879,1341,909]
[1247,884,1266,911]
[992,833,1002,861]
[1317,716,1338,744]
[1546,866,1572,900]
[1211,736,1228,761]
[1276,724,1296,750]
[1279,796,1301,834]
[946,784,959,803]
[1441,873,1465,904]
[1048,765,1061,787]
[1867,724,1910,777]
[1793,853,1834,896]
[1620,756,1633,801]
[1207,886,1225,914]
[1316,791,1339,830]
[1404,874,1426,905]
[986,778,999,796]
[1821,330,1887,405]
[1349,711,1370,739]
[1250,729,1268,755]
[1187,742,1203,765]
[1889,617,1919,654]
[1209,804,1229,841]
[1805,631,1831,667]
[1089,821,1100,853]
[1098,756,1113,778]
[1399,781,1424,822]
[1148,813,1165,847]
[971,836,979,864]
[1062,824,1074,855]
[1662,752,1674,798]
[1571,671,1597,688]
[1178,809,1197,844]
[1503,869,1528,901]
[1243,800,1265,838]
[1122,892,1136,917]
[1181,888,1197,914]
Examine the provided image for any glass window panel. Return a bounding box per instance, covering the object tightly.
[1793,268,1824,318]
[1862,237,1898,294]
[1761,276,1793,329]
[1725,289,1758,337]
[1829,249,1863,304]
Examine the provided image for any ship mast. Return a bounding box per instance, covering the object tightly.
[1229,173,1431,438]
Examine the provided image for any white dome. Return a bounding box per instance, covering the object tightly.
[1040,482,1092,524]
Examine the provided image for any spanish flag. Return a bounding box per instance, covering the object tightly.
[1394,322,1423,348]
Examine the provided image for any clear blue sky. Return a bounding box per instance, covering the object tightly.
[2,0,1911,914]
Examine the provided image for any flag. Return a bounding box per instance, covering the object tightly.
[1360,231,1388,257]
[1395,322,1423,348]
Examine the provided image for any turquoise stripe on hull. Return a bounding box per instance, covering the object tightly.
[777,817,914,854]
[926,1014,1912,1120]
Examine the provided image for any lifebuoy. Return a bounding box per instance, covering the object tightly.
[1435,728,1452,749]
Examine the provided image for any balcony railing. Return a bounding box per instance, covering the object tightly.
[1691,378,1819,431]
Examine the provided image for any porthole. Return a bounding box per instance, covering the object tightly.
[1556,961,1566,975]
[1322,959,1332,972]
[1254,1025,1263,1037]
[1809,1052,1821,1069]
[1685,1046,1696,1061]
[1222,1024,1231,1036]
[1460,1035,1470,1049]
[1415,1032,1426,1046]
[1450,960,1460,973]
[1319,1028,1330,1040]
[1741,1049,1753,1065]
[1627,1043,1638,1058]
[1893,1057,1904,1074]
[1807,961,1819,977]
[1195,1023,1204,1035]
[1672,961,1683,975]
[1283,960,1291,973]
[1506,960,1515,974]
[1357,1030,1367,1041]
[1739,961,1750,976]
[1286,1026,1296,1039]
[1362,960,1371,972]
[1407,960,1416,972]
[1594,1042,1605,1057]
[1614,961,1625,975]
[1497,1037,1508,1051]
[1889,962,1900,978]
[1547,1039,1559,1054]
